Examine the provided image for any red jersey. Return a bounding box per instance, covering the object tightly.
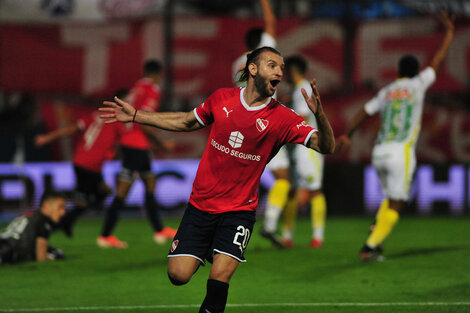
[73,112,124,173]
[120,78,161,150]
[190,87,317,214]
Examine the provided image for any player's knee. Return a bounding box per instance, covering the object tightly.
[167,270,190,286]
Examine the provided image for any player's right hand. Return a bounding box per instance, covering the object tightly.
[99,96,135,124]
[335,134,351,153]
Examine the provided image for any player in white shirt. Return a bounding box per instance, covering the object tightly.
[232,0,276,87]
[280,55,327,248]
[336,12,454,260]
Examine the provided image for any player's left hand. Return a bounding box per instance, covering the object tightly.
[302,78,322,115]
[99,97,135,124]
[35,135,48,147]
[335,134,351,153]
[162,140,176,153]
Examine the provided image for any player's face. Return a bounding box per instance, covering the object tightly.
[254,52,284,98]
[48,198,66,223]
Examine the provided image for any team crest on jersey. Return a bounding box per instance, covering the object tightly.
[256,118,269,132]
[171,240,179,253]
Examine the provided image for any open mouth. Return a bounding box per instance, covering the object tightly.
[270,79,280,89]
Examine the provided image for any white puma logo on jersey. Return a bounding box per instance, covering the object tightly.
[223,107,233,118]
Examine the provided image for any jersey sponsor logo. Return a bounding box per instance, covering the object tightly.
[170,239,179,253]
[296,120,309,129]
[386,88,412,101]
[211,139,261,161]
[256,118,269,132]
[223,106,233,118]
[228,131,244,148]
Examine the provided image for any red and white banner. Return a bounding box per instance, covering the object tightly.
[1,17,469,97]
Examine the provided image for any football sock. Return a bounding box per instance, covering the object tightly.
[101,196,124,237]
[264,179,290,232]
[199,279,229,313]
[144,192,163,232]
[375,198,389,221]
[283,229,293,240]
[282,197,298,238]
[311,193,326,241]
[366,207,399,248]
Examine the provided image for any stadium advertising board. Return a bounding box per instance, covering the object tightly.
[0,160,274,212]
[0,161,467,215]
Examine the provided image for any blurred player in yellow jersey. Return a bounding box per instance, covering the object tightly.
[336,12,454,260]
[279,55,327,248]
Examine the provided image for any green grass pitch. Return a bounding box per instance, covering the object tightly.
[1,216,469,312]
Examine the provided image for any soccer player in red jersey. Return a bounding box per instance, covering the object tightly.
[98,60,177,248]
[100,47,335,313]
[35,91,127,237]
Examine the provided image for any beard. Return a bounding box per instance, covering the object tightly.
[254,74,273,98]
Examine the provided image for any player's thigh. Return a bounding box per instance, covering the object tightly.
[141,173,156,193]
[168,203,218,266]
[212,210,256,264]
[167,255,201,282]
[209,253,240,283]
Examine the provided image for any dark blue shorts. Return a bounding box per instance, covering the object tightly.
[168,203,256,265]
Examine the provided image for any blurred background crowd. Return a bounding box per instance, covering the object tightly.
[0,0,469,216]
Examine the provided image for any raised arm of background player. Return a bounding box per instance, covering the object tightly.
[335,12,455,153]
[232,0,276,83]
[260,0,276,38]
[99,79,335,154]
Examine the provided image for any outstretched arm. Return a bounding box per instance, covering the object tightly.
[99,97,204,132]
[303,79,335,154]
[35,123,80,147]
[260,0,276,38]
[335,109,370,153]
[430,12,455,73]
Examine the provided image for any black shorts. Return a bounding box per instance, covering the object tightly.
[73,165,107,206]
[119,146,153,181]
[168,203,256,265]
